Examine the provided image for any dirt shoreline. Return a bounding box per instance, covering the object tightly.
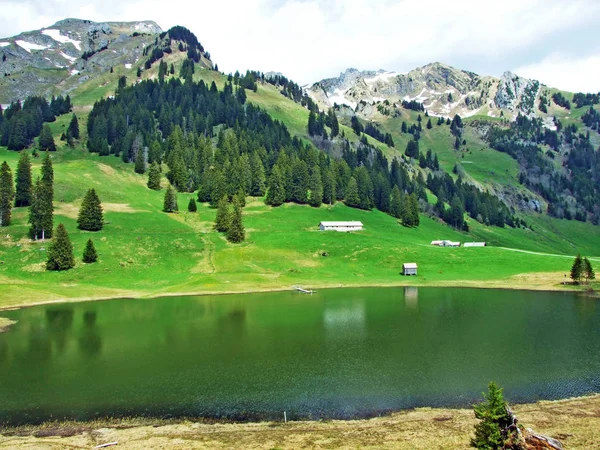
[0,276,593,312]
[0,317,16,332]
[1,395,599,449]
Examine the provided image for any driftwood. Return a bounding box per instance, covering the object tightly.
[94,442,118,449]
[502,406,564,450]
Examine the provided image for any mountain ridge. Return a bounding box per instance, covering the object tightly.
[306,62,549,120]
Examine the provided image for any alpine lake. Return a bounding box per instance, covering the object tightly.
[1,287,599,425]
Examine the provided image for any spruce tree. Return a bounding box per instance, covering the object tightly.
[188,197,197,212]
[134,149,146,174]
[390,185,403,219]
[82,239,98,263]
[0,161,15,226]
[15,151,32,207]
[470,382,512,449]
[163,185,178,213]
[344,177,360,208]
[583,257,595,283]
[214,196,231,232]
[265,165,286,206]
[39,124,56,151]
[41,152,54,198]
[227,197,245,243]
[308,168,323,207]
[77,189,104,231]
[571,253,584,283]
[29,178,53,240]
[46,223,74,271]
[68,114,79,140]
[322,168,336,205]
[250,153,266,196]
[147,161,161,190]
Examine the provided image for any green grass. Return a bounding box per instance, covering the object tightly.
[1,142,598,309]
[1,65,599,309]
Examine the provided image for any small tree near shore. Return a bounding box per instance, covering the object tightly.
[82,239,98,263]
[46,223,74,271]
[583,257,595,283]
[570,254,584,283]
[471,382,512,449]
[78,189,104,231]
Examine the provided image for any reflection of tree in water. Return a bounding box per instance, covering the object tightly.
[27,327,53,362]
[0,339,8,365]
[78,311,102,358]
[45,308,74,353]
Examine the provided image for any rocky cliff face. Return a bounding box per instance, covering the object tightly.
[307,62,544,120]
[0,19,210,104]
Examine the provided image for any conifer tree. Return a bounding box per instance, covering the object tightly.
[249,153,266,196]
[68,114,80,140]
[41,152,54,198]
[15,151,32,207]
[408,193,420,227]
[322,168,336,205]
[214,196,231,232]
[82,239,98,263]
[265,165,286,206]
[46,223,74,271]
[77,189,104,231]
[188,197,197,212]
[426,118,432,129]
[344,177,360,208]
[470,382,512,449]
[163,184,178,213]
[134,149,146,174]
[39,124,56,151]
[571,253,584,283]
[390,185,403,219]
[583,257,595,282]
[147,161,161,190]
[29,177,53,240]
[0,161,15,226]
[227,196,245,243]
[308,168,323,207]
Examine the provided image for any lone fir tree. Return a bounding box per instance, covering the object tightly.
[470,382,512,449]
[39,124,56,151]
[583,257,596,283]
[15,151,32,207]
[214,196,231,232]
[0,161,15,226]
[163,184,178,212]
[28,178,54,240]
[571,253,584,283]
[77,189,104,231]
[227,196,245,243]
[147,162,161,190]
[82,239,98,263]
[46,223,75,271]
[187,197,197,212]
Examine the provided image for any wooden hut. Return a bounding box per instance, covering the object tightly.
[402,263,418,276]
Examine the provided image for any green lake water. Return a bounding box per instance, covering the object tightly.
[0,287,599,424]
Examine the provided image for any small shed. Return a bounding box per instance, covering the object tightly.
[319,221,363,232]
[402,263,418,276]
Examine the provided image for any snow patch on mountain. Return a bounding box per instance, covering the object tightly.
[42,29,82,50]
[0,42,10,47]
[16,40,49,52]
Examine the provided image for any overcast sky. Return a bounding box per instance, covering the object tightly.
[2,0,600,92]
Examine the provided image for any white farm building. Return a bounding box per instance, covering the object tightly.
[319,221,363,232]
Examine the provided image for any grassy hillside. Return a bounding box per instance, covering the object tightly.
[0,62,599,310]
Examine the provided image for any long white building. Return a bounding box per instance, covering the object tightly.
[319,221,363,232]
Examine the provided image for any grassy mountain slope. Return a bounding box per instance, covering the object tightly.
[0,47,599,309]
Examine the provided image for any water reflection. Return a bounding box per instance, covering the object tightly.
[78,311,102,358]
[46,308,74,353]
[404,287,419,309]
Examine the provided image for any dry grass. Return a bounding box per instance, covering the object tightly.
[1,396,599,449]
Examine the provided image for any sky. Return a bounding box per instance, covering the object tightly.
[2,0,600,92]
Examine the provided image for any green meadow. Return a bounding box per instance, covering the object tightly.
[0,65,598,310]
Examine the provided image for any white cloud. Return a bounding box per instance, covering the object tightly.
[1,0,600,86]
[514,54,600,93]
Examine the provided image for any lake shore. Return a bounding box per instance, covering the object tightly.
[0,271,595,312]
[0,317,16,332]
[1,395,599,449]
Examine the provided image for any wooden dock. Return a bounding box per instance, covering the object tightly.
[293,285,315,294]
